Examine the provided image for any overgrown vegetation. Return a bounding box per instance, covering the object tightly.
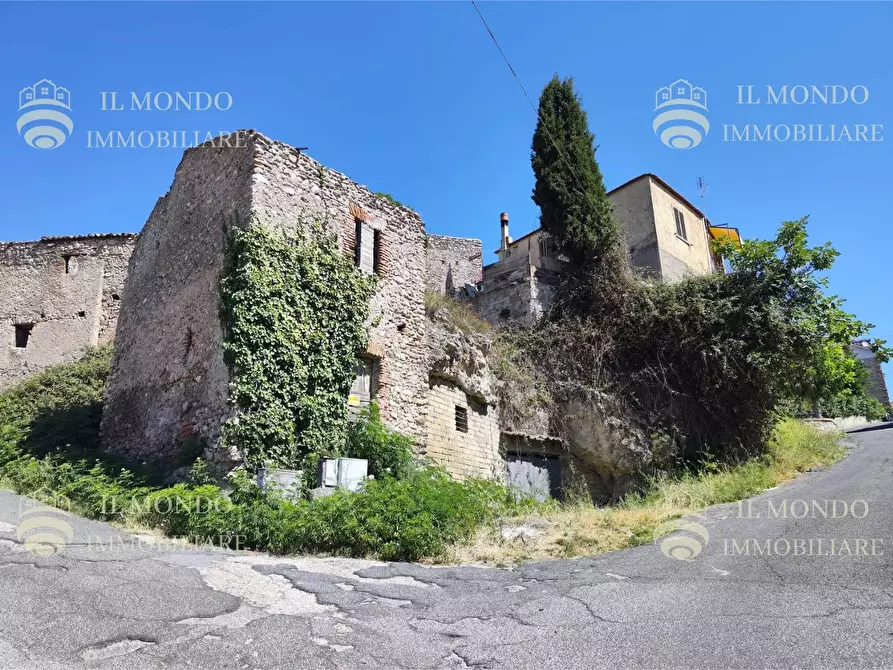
[219,220,376,469]
[507,74,890,488]
[424,290,491,334]
[0,351,534,561]
[454,418,846,565]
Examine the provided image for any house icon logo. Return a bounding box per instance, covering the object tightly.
[653,79,709,150]
[17,79,74,150]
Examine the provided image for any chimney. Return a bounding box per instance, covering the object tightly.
[500,212,510,252]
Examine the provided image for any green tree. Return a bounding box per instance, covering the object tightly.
[530,75,620,273]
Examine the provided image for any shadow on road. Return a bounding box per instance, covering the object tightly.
[847,422,893,434]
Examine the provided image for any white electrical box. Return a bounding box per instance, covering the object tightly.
[319,458,368,492]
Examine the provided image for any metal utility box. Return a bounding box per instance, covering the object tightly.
[319,458,368,492]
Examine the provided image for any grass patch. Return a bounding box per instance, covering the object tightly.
[452,418,847,565]
[424,290,490,335]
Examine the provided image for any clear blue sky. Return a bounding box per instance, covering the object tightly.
[2,2,891,376]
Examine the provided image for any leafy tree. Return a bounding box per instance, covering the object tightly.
[531,75,620,274]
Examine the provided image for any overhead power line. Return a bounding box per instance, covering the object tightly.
[469,0,594,209]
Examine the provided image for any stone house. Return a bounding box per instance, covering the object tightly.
[474,173,741,325]
[99,130,501,478]
[0,233,135,389]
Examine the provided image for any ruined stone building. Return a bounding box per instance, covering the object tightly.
[1,133,747,500]
[474,173,741,325]
[851,341,891,407]
[0,234,135,389]
[99,130,501,479]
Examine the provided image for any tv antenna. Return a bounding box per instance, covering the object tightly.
[697,177,709,221]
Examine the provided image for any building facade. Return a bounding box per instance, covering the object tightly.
[100,130,499,476]
[474,174,740,325]
[0,234,135,389]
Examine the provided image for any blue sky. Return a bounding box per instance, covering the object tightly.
[2,2,891,375]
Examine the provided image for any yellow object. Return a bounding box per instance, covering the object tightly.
[708,226,742,246]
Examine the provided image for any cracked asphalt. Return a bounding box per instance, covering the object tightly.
[2,423,893,669]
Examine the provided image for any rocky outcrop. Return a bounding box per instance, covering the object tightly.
[425,308,495,405]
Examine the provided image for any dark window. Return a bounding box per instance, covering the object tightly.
[14,324,33,349]
[499,308,511,321]
[673,207,688,241]
[77,311,86,318]
[373,229,382,275]
[63,255,76,274]
[354,219,363,267]
[538,234,555,258]
[455,405,469,433]
[111,294,120,301]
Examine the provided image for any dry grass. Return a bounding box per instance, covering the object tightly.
[424,290,490,335]
[449,419,847,565]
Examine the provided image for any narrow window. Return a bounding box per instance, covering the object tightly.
[350,357,376,404]
[373,229,382,275]
[354,219,363,268]
[63,255,73,274]
[355,222,375,274]
[455,405,469,433]
[14,324,34,349]
[673,207,687,241]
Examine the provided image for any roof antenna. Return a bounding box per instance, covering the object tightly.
[697,177,709,222]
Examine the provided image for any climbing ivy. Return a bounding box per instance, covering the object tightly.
[219,218,376,468]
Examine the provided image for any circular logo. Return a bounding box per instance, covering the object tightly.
[653,79,709,150]
[16,505,74,557]
[653,515,710,560]
[17,79,74,150]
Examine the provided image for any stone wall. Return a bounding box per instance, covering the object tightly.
[102,130,432,470]
[473,250,562,326]
[101,138,254,467]
[425,380,501,479]
[425,234,482,295]
[0,234,135,389]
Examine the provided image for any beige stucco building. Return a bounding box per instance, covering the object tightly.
[474,173,740,325]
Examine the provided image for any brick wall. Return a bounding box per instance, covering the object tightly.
[425,380,501,480]
[0,234,135,389]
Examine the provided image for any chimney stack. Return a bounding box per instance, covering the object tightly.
[500,212,510,252]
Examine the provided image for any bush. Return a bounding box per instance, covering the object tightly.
[344,402,414,479]
[424,290,490,334]
[0,346,111,461]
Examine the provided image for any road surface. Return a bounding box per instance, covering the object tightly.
[2,423,892,668]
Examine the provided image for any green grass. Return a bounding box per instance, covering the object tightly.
[424,290,490,334]
[454,418,847,565]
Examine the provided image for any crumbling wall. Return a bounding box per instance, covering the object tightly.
[102,130,432,471]
[425,234,482,295]
[249,132,430,444]
[0,234,134,389]
[101,139,254,467]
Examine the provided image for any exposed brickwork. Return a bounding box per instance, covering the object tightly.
[0,234,135,389]
[425,380,501,480]
[425,234,482,295]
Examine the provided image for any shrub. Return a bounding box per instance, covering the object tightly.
[344,402,414,479]
[424,290,490,334]
[0,346,111,461]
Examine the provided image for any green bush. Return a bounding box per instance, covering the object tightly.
[344,402,414,479]
[0,346,111,461]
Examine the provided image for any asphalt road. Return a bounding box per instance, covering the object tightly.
[2,423,893,669]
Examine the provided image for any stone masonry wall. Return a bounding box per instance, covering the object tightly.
[425,234,482,294]
[0,234,135,389]
[425,380,501,480]
[101,138,254,467]
[249,132,430,444]
[103,130,433,470]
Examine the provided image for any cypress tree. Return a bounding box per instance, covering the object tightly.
[531,75,621,277]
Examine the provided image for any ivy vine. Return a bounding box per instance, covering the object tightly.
[219,218,376,468]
